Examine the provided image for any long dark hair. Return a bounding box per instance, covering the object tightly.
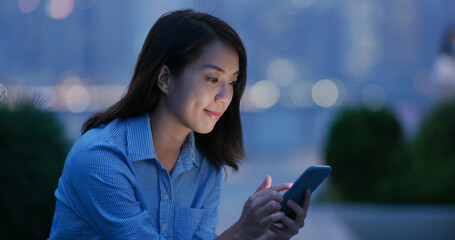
[82,10,247,170]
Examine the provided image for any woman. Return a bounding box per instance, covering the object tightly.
[49,10,310,239]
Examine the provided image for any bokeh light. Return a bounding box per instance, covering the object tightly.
[65,85,90,112]
[332,78,347,106]
[59,76,90,112]
[45,0,74,19]
[362,84,387,111]
[239,85,255,112]
[18,0,40,13]
[267,58,296,87]
[311,79,339,107]
[250,80,280,109]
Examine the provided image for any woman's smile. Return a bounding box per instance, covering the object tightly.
[204,109,222,120]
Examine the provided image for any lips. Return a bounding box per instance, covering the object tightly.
[204,109,222,120]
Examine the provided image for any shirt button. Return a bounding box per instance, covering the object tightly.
[163,194,169,200]
[162,225,166,232]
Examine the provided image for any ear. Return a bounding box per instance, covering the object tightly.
[157,65,171,94]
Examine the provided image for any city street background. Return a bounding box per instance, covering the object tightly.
[2,0,455,239]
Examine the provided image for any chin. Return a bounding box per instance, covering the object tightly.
[194,124,216,134]
[195,128,214,134]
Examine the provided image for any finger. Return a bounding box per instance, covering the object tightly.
[249,190,283,210]
[254,185,284,200]
[301,189,311,211]
[269,225,287,239]
[272,222,285,228]
[269,223,295,239]
[255,175,272,192]
[257,199,281,217]
[262,211,285,226]
[267,183,293,193]
[280,214,297,227]
[276,215,300,235]
[250,184,290,206]
[288,200,306,219]
[281,215,303,236]
[288,200,307,227]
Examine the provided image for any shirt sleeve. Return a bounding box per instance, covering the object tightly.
[65,143,165,240]
[193,168,223,239]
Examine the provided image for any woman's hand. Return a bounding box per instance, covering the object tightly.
[262,189,311,240]
[234,175,292,239]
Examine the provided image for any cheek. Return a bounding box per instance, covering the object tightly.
[181,88,210,113]
[192,85,216,103]
[225,89,234,106]
[167,88,191,114]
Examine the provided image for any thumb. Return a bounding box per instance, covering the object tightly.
[255,175,272,192]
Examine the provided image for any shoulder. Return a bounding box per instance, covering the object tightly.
[63,118,132,182]
[82,118,127,148]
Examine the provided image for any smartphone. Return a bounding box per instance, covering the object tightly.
[280,165,332,219]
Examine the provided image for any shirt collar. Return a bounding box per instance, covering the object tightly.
[127,114,156,162]
[179,131,200,168]
[126,114,200,169]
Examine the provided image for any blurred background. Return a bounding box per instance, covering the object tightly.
[1,0,455,239]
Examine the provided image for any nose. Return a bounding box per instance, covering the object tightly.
[215,82,233,104]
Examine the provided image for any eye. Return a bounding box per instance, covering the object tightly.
[229,80,239,87]
[207,77,219,83]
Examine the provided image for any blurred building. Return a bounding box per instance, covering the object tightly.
[1,0,455,150]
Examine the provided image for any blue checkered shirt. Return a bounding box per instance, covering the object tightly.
[49,114,222,239]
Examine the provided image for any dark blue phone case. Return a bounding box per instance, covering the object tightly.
[280,165,332,219]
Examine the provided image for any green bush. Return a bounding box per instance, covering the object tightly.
[0,102,70,239]
[408,99,455,203]
[324,107,408,202]
[325,101,455,203]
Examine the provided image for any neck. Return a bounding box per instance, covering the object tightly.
[149,102,191,174]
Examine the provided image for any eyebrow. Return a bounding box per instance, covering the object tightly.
[202,64,240,75]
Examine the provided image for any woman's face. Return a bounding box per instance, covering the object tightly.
[165,40,240,134]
